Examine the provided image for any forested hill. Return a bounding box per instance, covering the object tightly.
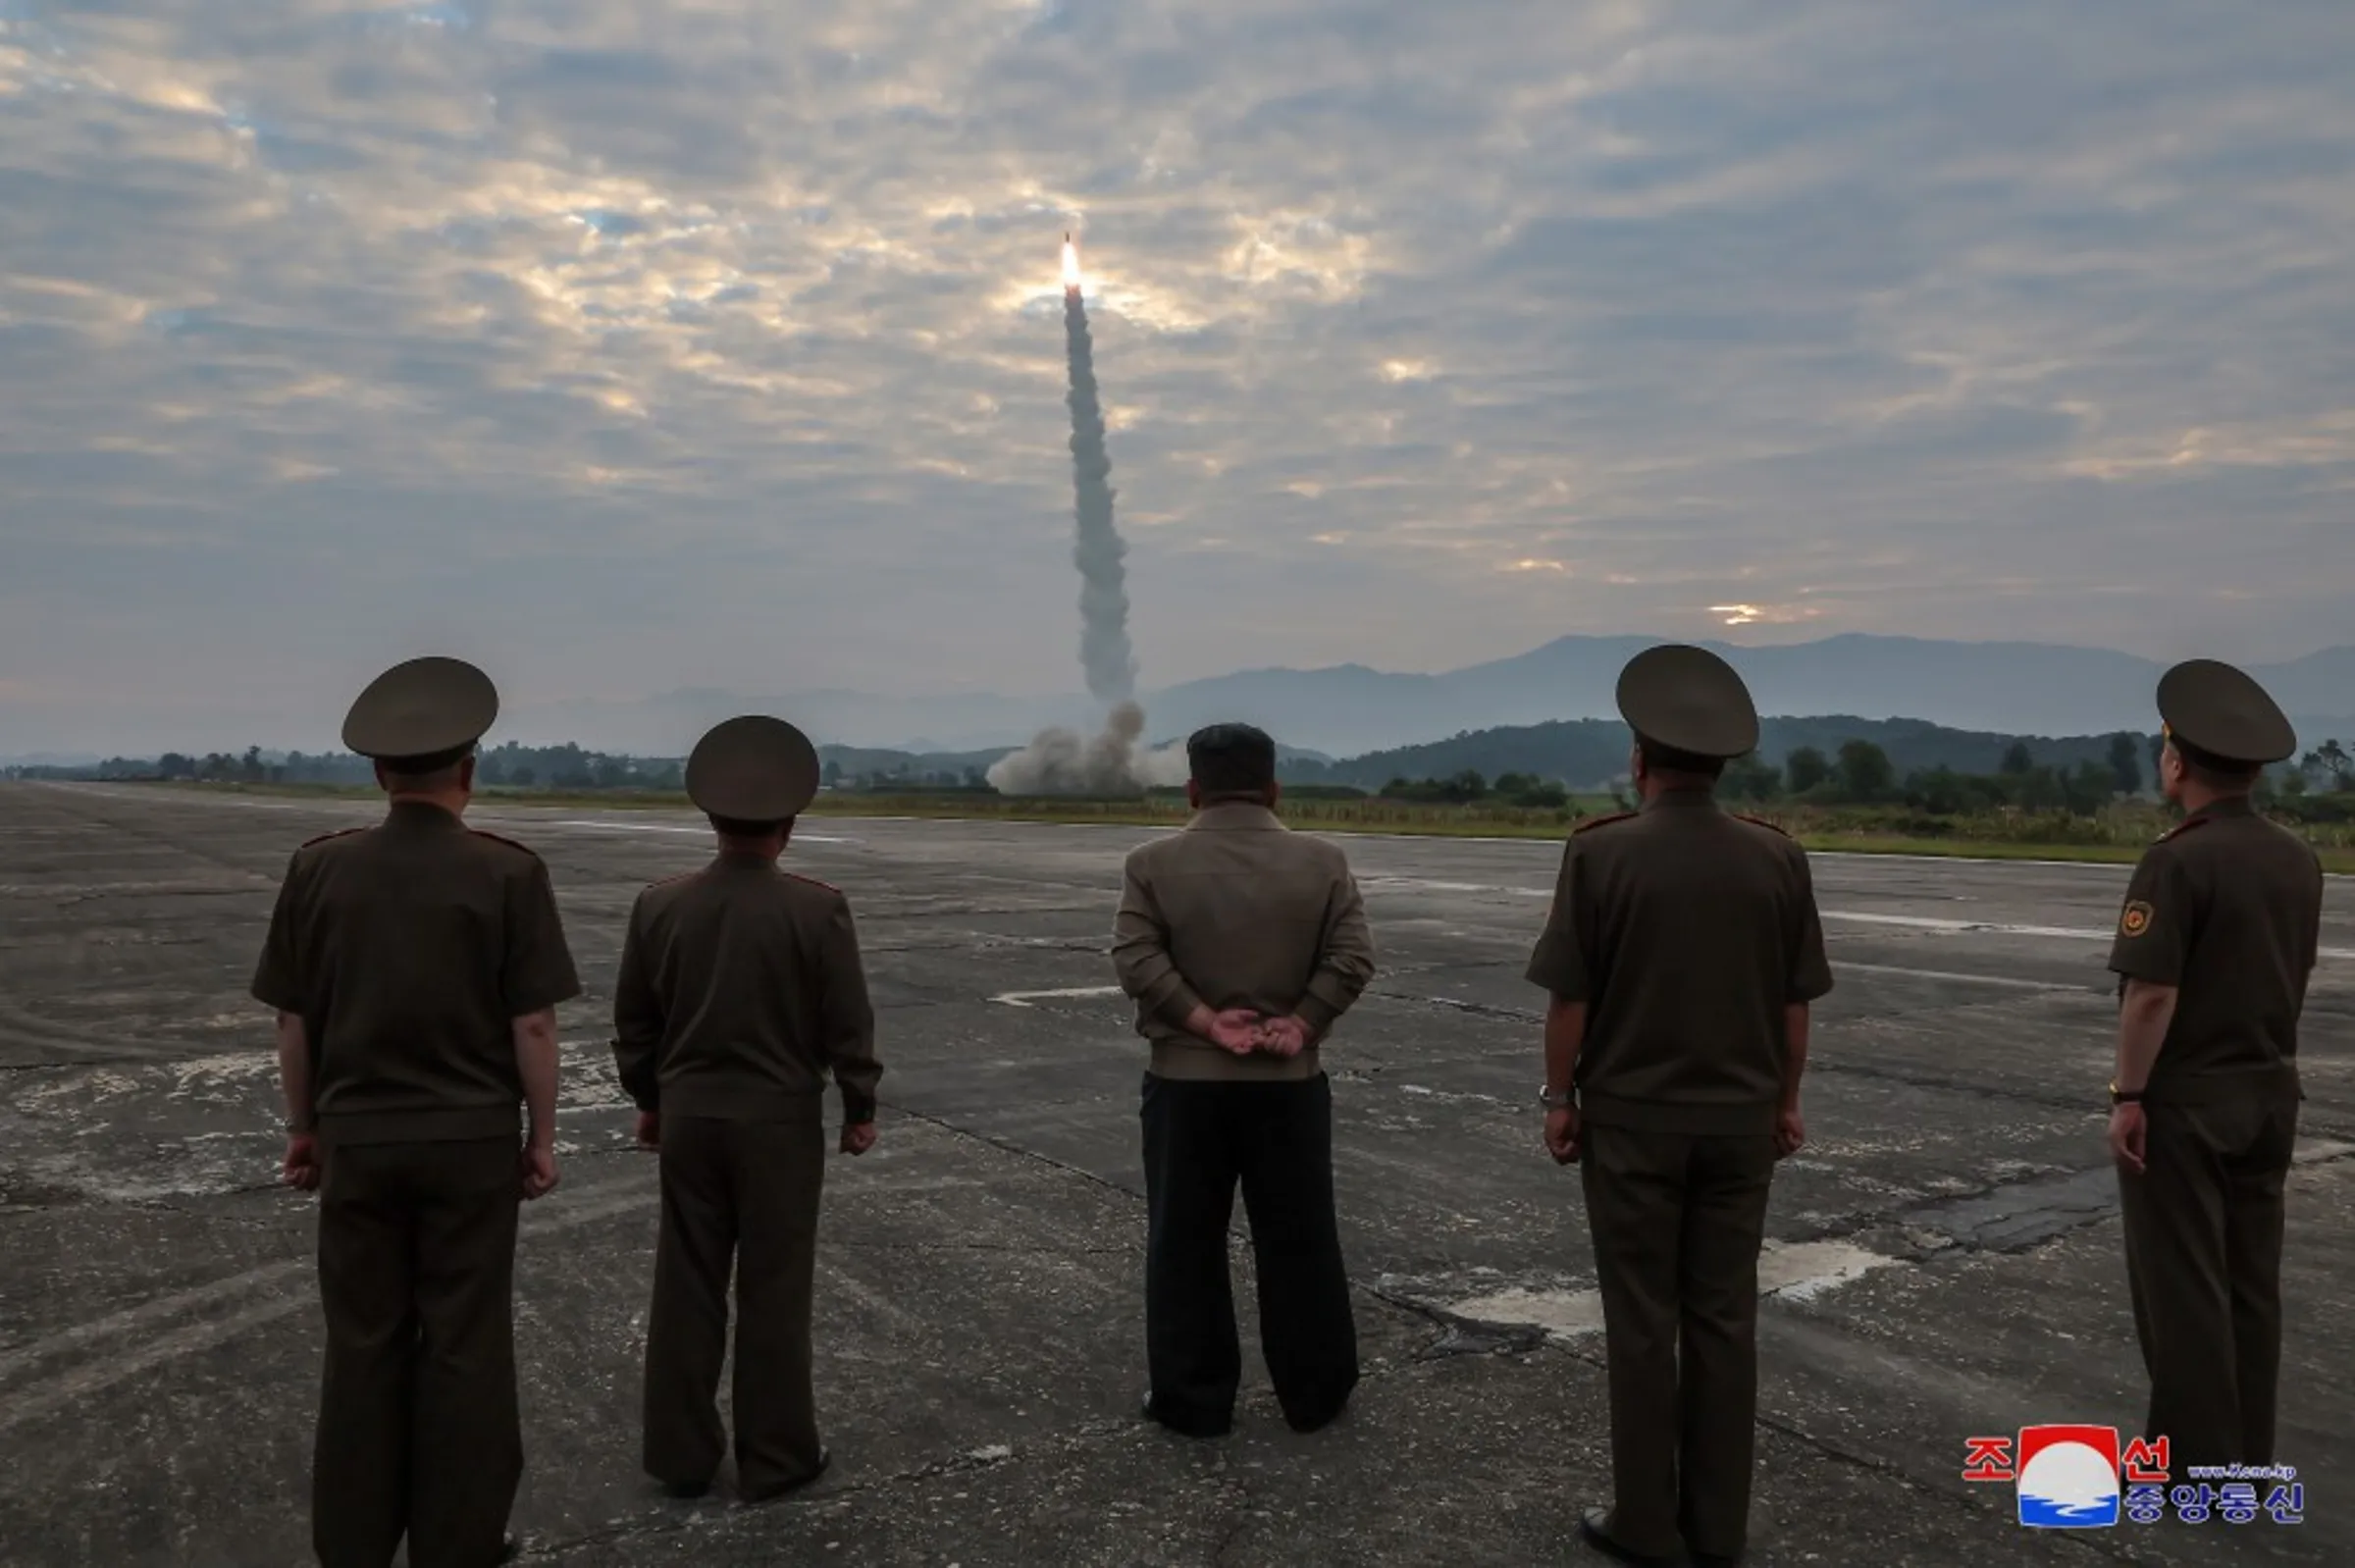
[1280,715,2159,792]
[26,716,2355,797]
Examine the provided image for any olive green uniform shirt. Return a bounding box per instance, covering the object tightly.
[250,801,582,1143]
[1112,803,1377,1081]
[1524,790,1833,1135]
[611,853,882,1124]
[2107,795,2323,1105]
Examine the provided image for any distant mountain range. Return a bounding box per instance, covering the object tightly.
[1287,715,2153,792]
[829,714,2210,794]
[511,635,2355,758]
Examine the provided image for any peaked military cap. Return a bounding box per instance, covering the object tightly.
[341,656,497,767]
[686,715,822,822]
[2157,659,2296,766]
[1615,644,1760,759]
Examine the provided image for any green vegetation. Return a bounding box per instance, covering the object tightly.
[22,723,2355,875]
[99,776,2355,873]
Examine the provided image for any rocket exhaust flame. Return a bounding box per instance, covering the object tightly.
[1062,235,1082,290]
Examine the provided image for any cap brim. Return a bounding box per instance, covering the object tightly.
[685,716,822,820]
[2156,660,2295,765]
[1615,645,1760,758]
[341,657,498,760]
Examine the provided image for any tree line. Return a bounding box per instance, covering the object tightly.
[19,730,2355,814]
[55,742,685,791]
[1372,732,2355,817]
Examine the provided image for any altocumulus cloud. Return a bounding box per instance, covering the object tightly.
[2,0,2353,752]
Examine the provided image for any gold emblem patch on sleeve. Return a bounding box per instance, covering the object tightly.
[2119,900,2154,937]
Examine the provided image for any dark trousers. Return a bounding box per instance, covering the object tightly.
[1581,1124,1778,1561]
[313,1137,521,1568]
[2119,1093,2298,1471]
[1139,1072,1358,1436]
[643,1114,828,1498]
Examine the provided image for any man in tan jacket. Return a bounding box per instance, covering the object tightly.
[1112,722,1377,1438]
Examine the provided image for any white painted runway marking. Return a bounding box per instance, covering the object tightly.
[987,964,2085,1009]
[1351,876,2355,963]
[1448,1239,1903,1340]
[539,816,860,844]
[991,985,1125,1007]
[1825,909,2355,961]
[1830,961,2092,992]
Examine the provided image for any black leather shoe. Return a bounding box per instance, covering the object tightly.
[1691,1552,1743,1568]
[660,1479,711,1500]
[1282,1397,1349,1435]
[1578,1508,1680,1567]
[497,1536,520,1564]
[1142,1390,1231,1438]
[741,1448,832,1505]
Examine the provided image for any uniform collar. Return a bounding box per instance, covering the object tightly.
[714,848,780,869]
[1187,802,1284,831]
[1639,787,1720,813]
[384,798,464,831]
[2188,794,2257,823]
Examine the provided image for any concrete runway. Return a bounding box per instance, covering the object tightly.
[2,781,2350,1567]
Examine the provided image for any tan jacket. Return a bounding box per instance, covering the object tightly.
[1112,803,1377,1081]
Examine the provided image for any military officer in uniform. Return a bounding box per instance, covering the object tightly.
[1524,646,1832,1568]
[2107,660,2321,1475]
[611,715,884,1503]
[252,656,580,1568]
[1112,722,1377,1439]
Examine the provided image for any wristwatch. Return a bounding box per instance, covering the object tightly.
[2108,1081,2144,1107]
[1538,1085,1574,1111]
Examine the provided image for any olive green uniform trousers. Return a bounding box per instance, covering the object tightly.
[314,1136,522,1568]
[642,1115,830,1499]
[1582,1124,1778,1562]
[2119,1092,2298,1471]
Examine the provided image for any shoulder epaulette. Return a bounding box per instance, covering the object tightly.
[466,828,545,860]
[297,826,366,849]
[2158,816,2213,844]
[645,869,697,889]
[1571,811,1636,835]
[1734,813,1794,838]
[784,870,842,894]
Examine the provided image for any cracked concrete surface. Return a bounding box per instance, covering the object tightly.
[2,781,2351,1566]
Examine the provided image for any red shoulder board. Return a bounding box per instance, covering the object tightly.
[1734,813,1793,838]
[298,826,366,849]
[2159,816,2212,844]
[784,870,841,893]
[467,828,545,860]
[1571,811,1636,835]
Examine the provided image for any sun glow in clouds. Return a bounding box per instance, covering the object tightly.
[1712,602,1825,626]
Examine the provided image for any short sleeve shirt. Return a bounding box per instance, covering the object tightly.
[251,802,580,1140]
[1525,792,1832,1133]
[2106,799,2322,1101]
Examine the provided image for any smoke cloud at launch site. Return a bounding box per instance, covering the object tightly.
[988,262,1186,797]
[984,699,1187,795]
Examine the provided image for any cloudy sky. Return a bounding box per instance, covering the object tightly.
[4,0,2352,753]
